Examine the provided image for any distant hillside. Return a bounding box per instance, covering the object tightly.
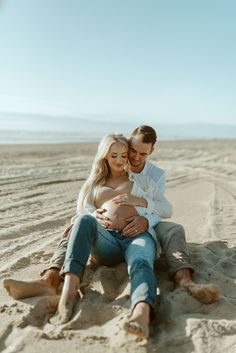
[0,112,236,142]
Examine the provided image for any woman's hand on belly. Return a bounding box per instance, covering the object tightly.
[92,208,112,229]
[112,194,147,207]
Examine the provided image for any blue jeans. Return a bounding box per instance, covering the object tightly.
[63,214,158,311]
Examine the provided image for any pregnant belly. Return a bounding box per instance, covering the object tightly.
[101,199,138,230]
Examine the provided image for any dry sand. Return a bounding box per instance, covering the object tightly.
[0,139,236,353]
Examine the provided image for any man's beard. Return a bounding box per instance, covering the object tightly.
[130,160,142,167]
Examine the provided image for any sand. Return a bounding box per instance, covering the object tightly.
[0,139,236,353]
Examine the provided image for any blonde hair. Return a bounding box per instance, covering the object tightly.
[77,133,129,213]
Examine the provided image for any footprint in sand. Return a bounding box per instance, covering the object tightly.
[18,295,60,328]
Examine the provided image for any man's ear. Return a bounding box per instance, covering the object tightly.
[150,144,155,155]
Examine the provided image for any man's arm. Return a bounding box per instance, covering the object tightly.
[144,194,173,218]
[131,172,172,219]
[155,171,166,196]
[122,171,172,236]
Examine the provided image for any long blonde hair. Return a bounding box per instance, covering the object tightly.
[77,133,129,213]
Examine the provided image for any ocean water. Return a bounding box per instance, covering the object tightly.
[0,113,236,144]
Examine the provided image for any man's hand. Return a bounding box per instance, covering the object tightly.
[93,208,111,228]
[63,224,73,238]
[122,216,149,237]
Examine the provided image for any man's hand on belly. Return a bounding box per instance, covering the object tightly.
[122,216,149,237]
[63,224,73,238]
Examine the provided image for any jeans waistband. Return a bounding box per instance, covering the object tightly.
[106,228,122,233]
[107,229,127,240]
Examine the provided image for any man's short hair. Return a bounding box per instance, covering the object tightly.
[130,125,157,146]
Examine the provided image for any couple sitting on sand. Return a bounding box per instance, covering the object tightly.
[3,125,219,340]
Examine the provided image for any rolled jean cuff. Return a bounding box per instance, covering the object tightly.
[62,258,85,277]
[169,264,195,279]
[131,295,155,311]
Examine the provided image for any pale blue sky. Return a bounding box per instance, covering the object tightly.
[0,0,235,127]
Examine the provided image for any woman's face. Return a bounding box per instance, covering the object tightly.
[106,142,128,173]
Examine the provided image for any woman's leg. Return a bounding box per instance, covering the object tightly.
[123,233,157,338]
[58,215,123,323]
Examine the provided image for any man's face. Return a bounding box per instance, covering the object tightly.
[129,136,153,169]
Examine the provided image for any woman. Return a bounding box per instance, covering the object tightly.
[57,133,172,339]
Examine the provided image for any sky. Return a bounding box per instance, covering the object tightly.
[0,0,235,130]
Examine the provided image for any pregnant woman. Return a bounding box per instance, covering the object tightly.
[56,133,172,339]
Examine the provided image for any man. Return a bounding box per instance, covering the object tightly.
[3,125,219,304]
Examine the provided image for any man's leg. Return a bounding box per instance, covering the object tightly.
[155,221,219,304]
[3,225,72,299]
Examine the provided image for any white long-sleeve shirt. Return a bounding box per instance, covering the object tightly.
[134,160,169,227]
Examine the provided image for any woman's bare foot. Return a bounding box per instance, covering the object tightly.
[174,269,220,304]
[3,269,62,300]
[123,302,150,339]
[57,273,80,324]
